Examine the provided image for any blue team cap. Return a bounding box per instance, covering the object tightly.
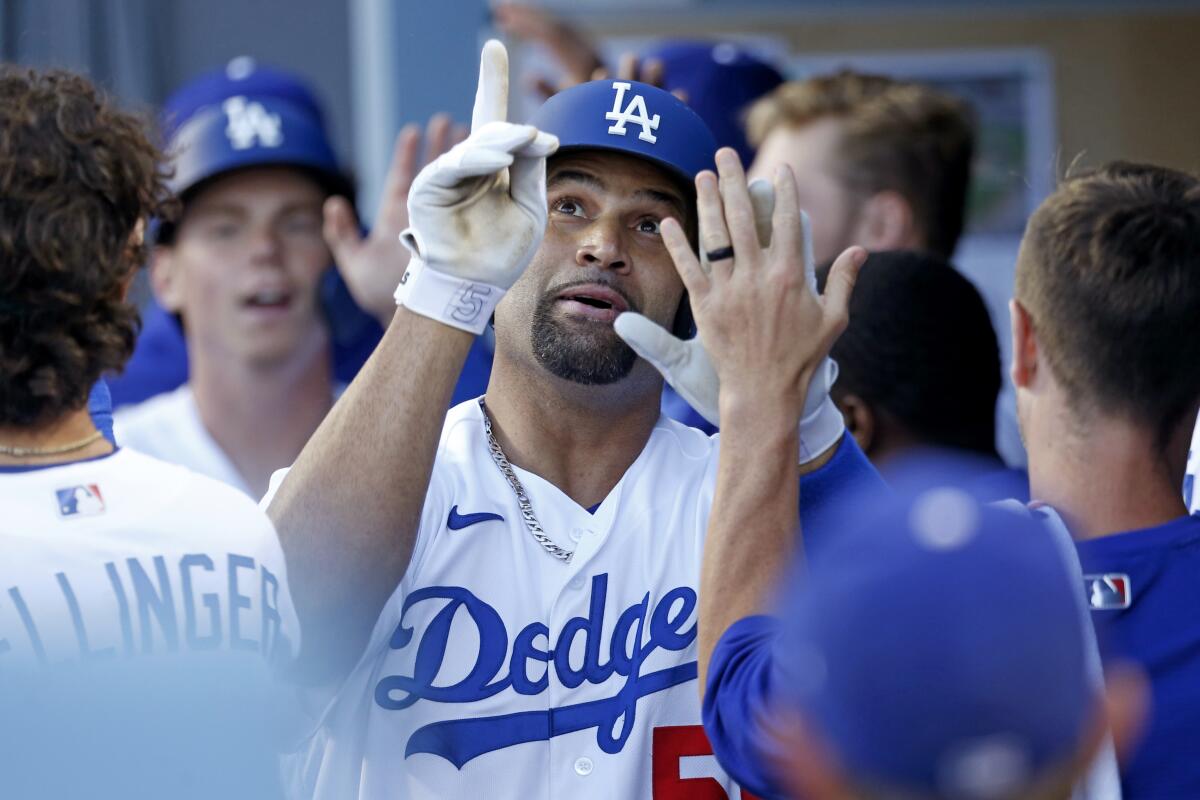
[774,468,1094,797]
[532,79,717,184]
[160,56,351,204]
[642,41,784,166]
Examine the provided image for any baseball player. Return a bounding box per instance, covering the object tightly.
[266,40,871,799]
[0,66,299,798]
[1020,163,1200,797]
[708,459,1147,800]
[746,72,974,269]
[816,250,1029,502]
[701,161,1200,798]
[113,59,483,497]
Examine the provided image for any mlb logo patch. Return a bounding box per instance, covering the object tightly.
[1084,573,1132,610]
[56,484,105,518]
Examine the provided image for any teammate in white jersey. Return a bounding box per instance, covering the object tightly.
[0,66,299,799]
[114,59,460,497]
[266,41,867,799]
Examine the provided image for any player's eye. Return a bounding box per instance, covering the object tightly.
[279,213,322,236]
[635,217,661,235]
[552,197,586,218]
[207,221,243,239]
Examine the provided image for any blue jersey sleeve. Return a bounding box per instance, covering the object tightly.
[703,615,784,799]
[703,435,887,798]
[799,431,887,555]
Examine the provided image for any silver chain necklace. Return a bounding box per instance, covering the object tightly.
[478,397,574,563]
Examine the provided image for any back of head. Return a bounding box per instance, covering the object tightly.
[774,459,1095,799]
[748,71,975,259]
[820,250,1001,458]
[0,67,171,428]
[1015,161,1200,454]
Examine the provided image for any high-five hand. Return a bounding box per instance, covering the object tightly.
[615,148,865,461]
[396,39,559,334]
[613,176,775,424]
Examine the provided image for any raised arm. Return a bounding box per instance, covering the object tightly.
[619,147,864,794]
[674,152,865,692]
[267,41,558,683]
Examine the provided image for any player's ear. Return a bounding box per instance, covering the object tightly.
[119,219,147,302]
[853,190,916,252]
[835,392,876,456]
[1009,299,1038,390]
[150,245,185,313]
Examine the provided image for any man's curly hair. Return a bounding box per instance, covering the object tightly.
[0,67,174,427]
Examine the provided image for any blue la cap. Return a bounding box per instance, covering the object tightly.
[160,56,351,205]
[532,79,717,185]
[775,465,1094,797]
[642,41,784,167]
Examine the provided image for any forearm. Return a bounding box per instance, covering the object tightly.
[699,396,799,700]
[268,308,473,681]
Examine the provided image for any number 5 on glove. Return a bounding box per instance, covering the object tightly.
[395,40,559,334]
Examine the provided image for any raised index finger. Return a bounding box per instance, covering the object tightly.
[471,39,509,132]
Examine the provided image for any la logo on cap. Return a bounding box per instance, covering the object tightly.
[606,81,660,144]
[223,96,283,150]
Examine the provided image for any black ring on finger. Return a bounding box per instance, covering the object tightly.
[705,245,735,263]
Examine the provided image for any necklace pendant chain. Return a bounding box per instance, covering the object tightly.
[478,398,574,563]
[0,429,104,457]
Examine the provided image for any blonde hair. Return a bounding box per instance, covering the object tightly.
[747,71,975,258]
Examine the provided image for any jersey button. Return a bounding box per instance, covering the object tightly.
[569,576,585,590]
[570,527,585,542]
[574,757,593,776]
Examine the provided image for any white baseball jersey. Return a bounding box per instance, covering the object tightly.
[0,447,299,668]
[114,385,250,494]
[0,447,301,797]
[115,383,343,497]
[268,399,757,800]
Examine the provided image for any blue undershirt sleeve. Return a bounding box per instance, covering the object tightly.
[798,431,888,555]
[703,434,887,798]
[703,615,785,799]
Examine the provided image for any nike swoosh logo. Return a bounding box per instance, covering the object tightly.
[447,506,505,531]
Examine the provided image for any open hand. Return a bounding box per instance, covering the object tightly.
[326,115,467,327]
[616,147,865,459]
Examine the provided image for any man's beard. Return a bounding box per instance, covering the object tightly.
[530,292,637,385]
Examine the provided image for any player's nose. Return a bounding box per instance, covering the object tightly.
[246,223,285,266]
[575,218,629,273]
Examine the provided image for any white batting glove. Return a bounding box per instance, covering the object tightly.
[614,183,846,464]
[396,39,559,334]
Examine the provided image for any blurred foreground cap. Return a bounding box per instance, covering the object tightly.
[775,458,1094,798]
